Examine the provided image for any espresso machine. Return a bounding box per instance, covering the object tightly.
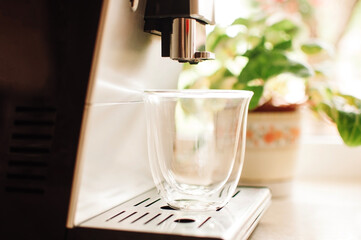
[0,1,270,239]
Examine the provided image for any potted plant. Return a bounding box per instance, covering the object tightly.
[178,12,361,196]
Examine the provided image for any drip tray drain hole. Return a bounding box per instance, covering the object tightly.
[174,218,195,223]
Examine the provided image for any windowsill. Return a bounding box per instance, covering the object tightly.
[296,136,361,180]
[250,179,361,240]
[250,135,361,239]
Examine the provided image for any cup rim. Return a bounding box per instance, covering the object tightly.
[143,89,254,99]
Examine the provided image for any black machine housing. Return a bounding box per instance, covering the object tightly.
[0,1,102,239]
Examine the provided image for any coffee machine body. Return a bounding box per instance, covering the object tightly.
[0,0,181,239]
[0,1,271,239]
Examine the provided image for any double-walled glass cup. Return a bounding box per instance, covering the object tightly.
[144,90,253,211]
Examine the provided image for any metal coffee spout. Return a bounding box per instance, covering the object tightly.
[171,18,214,64]
[144,0,215,64]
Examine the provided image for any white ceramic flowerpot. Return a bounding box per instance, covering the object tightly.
[239,110,301,197]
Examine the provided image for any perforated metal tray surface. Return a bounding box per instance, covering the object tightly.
[78,187,271,240]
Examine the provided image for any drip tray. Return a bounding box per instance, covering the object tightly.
[74,187,271,240]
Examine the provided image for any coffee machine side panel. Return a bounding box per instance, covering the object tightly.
[67,0,182,226]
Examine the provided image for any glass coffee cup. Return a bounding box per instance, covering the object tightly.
[144,90,253,211]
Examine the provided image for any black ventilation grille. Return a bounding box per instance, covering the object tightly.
[5,106,57,194]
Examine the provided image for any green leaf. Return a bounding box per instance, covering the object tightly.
[232,15,266,28]
[288,61,313,77]
[232,17,250,27]
[339,94,361,108]
[238,48,312,83]
[332,94,361,146]
[268,19,299,36]
[233,85,263,110]
[301,43,324,55]
[336,110,361,147]
[209,68,234,89]
[243,37,265,56]
[247,86,264,110]
[273,39,293,50]
[317,93,361,147]
[210,34,230,52]
[206,26,229,52]
[318,102,336,122]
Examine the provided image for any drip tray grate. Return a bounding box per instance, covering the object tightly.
[77,187,271,240]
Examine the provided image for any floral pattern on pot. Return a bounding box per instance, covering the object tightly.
[246,123,300,148]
